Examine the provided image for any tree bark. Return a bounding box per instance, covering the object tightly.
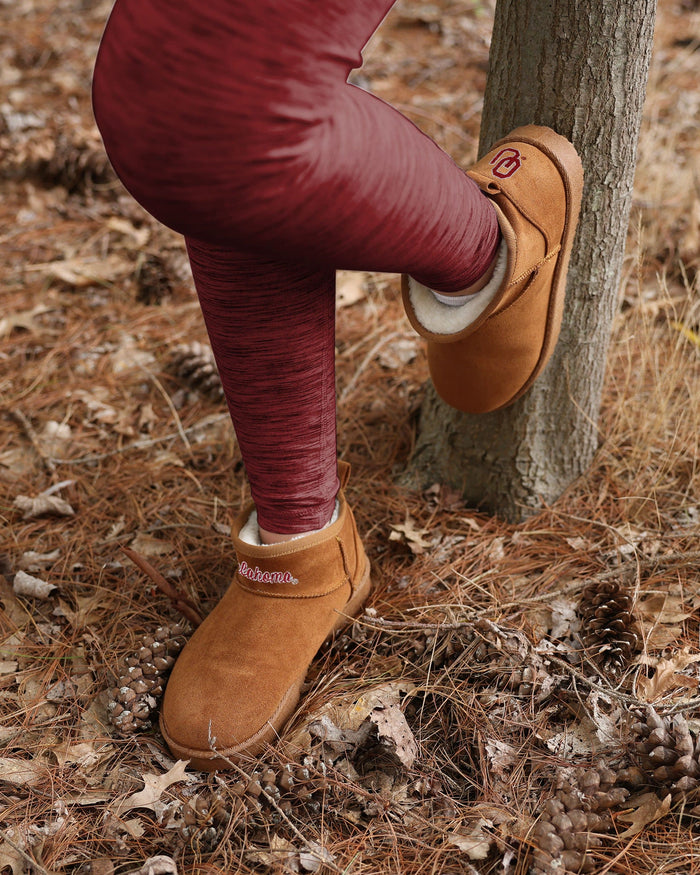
[408,0,657,521]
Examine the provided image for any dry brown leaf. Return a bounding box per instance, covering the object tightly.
[36,253,133,287]
[18,548,61,572]
[123,857,178,875]
[13,570,57,599]
[617,791,672,838]
[130,532,176,558]
[389,515,432,554]
[637,592,692,625]
[0,841,25,875]
[113,760,191,816]
[0,756,49,787]
[0,303,53,337]
[246,835,298,871]
[369,704,418,769]
[637,650,700,702]
[336,270,367,308]
[106,216,151,247]
[485,739,518,776]
[13,493,75,520]
[299,843,335,873]
[448,819,494,861]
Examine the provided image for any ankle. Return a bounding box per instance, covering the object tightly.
[239,502,340,547]
[432,233,502,306]
[258,525,320,545]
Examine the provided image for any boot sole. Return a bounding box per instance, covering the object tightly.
[160,557,372,770]
[487,125,584,409]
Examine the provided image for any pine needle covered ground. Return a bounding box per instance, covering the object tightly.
[1,1,699,873]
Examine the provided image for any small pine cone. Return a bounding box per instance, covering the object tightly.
[631,706,700,804]
[532,764,629,874]
[180,789,239,850]
[36,130,114,193]
[169,341,223,400]
[107,623,187,734]
[578,580,640,675]
[137,254,172,305]
[225,760,328,820]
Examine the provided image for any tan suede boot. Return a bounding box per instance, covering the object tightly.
[159,461,370,770]
[402,125,584,414]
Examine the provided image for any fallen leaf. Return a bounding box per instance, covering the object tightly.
[336,270,367,308]
[377,336,418,369]
[38,420,72,456]
[549,596,579,639]
[448,819,494,860]
[637,650,700,702]
[246,835,298,871]
[37,254,133,287]
[13,570,57,599]
[106,216,151,247]
[113,760,191,816]
[0,756,49,787]
[0,660,19,675]
[299,842,335,873]
[637,592,693,625]
[389,515,432,555]
[617,791,672,838]
[18,548,61,572]
[13,493,75,520]
[51,740,109,769]
[0,840,25,875]
[84,860,114,875]
[123,856,178,875]
[130,532,176,558]
[122,818,147,839]
[0,303,53,337]
[485,739,518,777]
[369,704,418,769]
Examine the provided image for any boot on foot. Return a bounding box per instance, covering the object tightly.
[159,461,371,770]
[402,125,584,414]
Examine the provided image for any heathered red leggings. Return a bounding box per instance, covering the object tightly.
[92,0,499,533]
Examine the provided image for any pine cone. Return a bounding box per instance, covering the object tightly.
[37,130,114,193]
[181,788,242,850]
[107,623,187,733]
[137,254,172,305]
[179,759,332,845]
[531,764,630,874]
[631,706,700,808]
[578,580,639,675]
[168,341,223,400]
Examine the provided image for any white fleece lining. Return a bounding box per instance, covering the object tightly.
[239,501,340,547]
[408,238,508,335]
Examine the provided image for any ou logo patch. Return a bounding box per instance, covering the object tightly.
[490,147,522,179]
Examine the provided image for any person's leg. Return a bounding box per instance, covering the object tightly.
[91,0,501,541]
[91,0,500,295]
[184,239,338,537]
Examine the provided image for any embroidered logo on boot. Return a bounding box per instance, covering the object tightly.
[238,560,299,586]
[490,147,522,179]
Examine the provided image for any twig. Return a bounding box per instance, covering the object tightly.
[121,545,203,627]
[8,407,56,475]
[144,368,193,458]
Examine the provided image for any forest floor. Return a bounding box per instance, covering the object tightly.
[1,0,700,873]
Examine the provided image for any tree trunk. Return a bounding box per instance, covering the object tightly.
[408,0,657,521]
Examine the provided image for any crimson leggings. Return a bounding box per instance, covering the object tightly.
[92,0,499,533]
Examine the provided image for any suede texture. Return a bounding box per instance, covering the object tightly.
[160,461,370,770]
[402,125,584,414]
